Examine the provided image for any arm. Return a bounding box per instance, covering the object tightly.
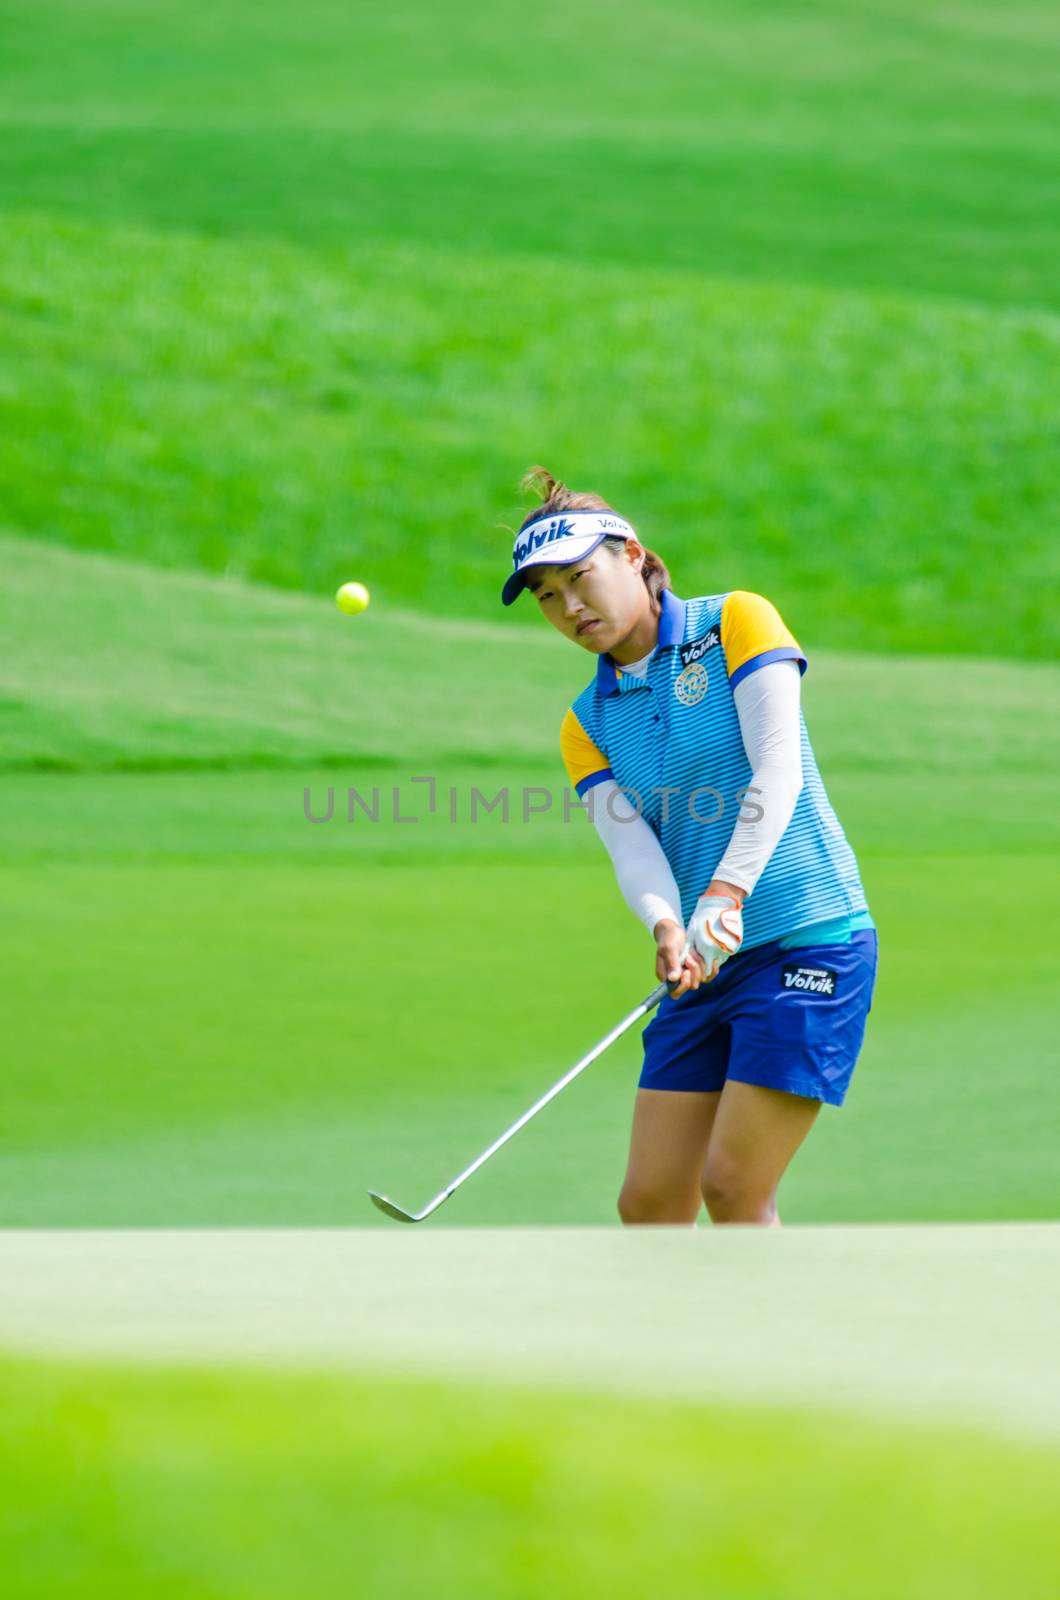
[560,705,704,993]
[560,703,681,931]
[711,659,804,897]
[685,658,804,979]
[588,779,684,936]
[707,588,807,906]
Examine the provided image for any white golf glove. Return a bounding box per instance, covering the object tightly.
[687,893,743,978]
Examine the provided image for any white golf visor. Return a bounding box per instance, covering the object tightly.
[501,509,638,605]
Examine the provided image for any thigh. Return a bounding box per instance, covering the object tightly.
[702,1079,821,1202]
[624,1087,723,1208]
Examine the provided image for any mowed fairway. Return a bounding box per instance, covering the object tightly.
[2,1,1058,1590]
[1,538,1057,1225]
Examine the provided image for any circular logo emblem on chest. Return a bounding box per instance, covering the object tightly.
[674,662,709,706]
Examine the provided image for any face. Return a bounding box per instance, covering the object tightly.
[526,540,650,654]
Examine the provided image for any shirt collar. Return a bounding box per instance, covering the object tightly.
[595,589,687,697]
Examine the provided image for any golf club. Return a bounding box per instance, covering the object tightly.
[369,976,673,1222]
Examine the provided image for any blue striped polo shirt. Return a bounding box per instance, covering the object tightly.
[559,588,872,952]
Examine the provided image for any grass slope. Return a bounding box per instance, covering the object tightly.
[2,0,1058,310]
[2,214,1057,657]
[3,535,1058,788]
[3,1354,1056,1599]
[1,545,1056,1223]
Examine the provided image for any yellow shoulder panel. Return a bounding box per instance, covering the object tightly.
[721,590,802,678]
[560,707,610,791]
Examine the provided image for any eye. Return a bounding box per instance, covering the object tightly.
[572,568,590,581]
[537,590,553,602]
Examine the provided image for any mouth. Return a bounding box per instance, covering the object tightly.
[576,618,601,637]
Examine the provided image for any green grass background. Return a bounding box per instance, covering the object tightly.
[3,0,1059,1588]
[2,2,1059,654]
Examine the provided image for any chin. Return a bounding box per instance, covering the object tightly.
[575,624,610,650]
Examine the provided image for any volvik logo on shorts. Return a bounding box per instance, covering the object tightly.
[781,964,838,996]
[678,627,720,668]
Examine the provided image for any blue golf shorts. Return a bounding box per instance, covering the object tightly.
[640,929,878,1107]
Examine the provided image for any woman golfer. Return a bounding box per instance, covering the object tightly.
[502,468,877,1227]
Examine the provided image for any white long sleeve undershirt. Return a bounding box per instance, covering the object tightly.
[589,779,685,934]
[713,659,804,893]
[588,659,804,932]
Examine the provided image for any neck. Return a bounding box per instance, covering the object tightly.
[609,601,661,665]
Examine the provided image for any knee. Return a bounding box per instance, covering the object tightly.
[701,1156,775,1226]
[617,1182,656,1225]
[617,1181,698,1226]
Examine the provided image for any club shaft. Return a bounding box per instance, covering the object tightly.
[420,981,670,1216]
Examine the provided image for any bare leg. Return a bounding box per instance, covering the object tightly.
[701,1081,822,1225]
[618,1088,723,1225]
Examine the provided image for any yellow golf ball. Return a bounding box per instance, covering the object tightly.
[336,581,370,616]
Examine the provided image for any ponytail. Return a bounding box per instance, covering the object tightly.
[516,466,671,606]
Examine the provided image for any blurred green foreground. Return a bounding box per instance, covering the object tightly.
[2,1355,1056,1600]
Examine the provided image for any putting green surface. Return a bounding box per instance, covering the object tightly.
[1,1226,1057,1443]
[2,1225,1058,1594]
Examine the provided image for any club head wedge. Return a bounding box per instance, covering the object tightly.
[366,986,666,1227]
[368,1190,421,1223]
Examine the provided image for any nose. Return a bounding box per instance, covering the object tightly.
[563,590,583,618]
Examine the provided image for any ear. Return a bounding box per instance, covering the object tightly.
[625,537,646,573]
